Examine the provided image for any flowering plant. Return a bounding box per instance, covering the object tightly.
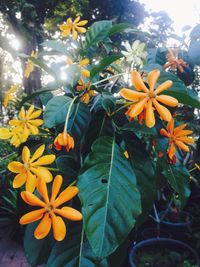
[1,18,200,266]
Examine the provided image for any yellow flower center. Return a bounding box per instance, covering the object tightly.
[46,203,54,213]
[148,91,156,98]
[23,162,30,169]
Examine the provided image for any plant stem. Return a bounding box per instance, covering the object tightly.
[91,73,126,86]
[64,96,78,133]
[47,167,59,171]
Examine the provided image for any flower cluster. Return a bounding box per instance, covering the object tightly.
[0,105,43,147]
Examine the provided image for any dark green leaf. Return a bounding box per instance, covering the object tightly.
[78,136,141,258]
[162,163,191,206]
[85,21,112,49]
[44,96,72,128]
[24,222,54,267]
[90,55,122,80]
[102,95,116,114]
[158,71,200,109]
[121,121,157,135]
[108,23,133,35]
[56,155,78,178]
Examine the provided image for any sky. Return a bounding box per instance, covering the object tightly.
[140,0,200,34]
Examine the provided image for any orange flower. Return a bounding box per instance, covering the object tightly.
[19,176,82,241]
[54,132,75,152]
[76,79,95,104]
[120,69,178,128]
[164,49,188,73]
[160,119,194,160]
[59,16,88,40]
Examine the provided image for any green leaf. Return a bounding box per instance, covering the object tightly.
[39,92,54,106]
[44,96,72,128]
[108,23,133,35]
[77,136,141,258]
[158,71,200,109]
[65,65,81,87]
[90,55,122,80]
[85,21,112,49]
[102,95,116,114]
[121,121,157,135]
[68,102,91,139]
[30,57,57,79]
[47,226,108,267]
[124,134,156,225]
[41,40,69,55]
[147,48,167,66]
[56,155,78,178]
[162,163,191,206]
[24,222,54,267]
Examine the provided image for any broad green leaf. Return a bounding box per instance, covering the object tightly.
[78,136,141,258]
[102,95,116,114]
[39,92,54,106]
[24,222,54,267]
[121,121,157,135]
[41,40,69,55]
[85,21,112,49]
[65,65,81,87]
[188,40,200,65]
[108,23,133,35]
[44,96,72,128]
[158,71,200,109]
[90,55,122,80]
[47,226,108,267]
[124,133,156,225]
[56,155,78,178]
[162,163,191,206]
[68,102,91,139]
[147,48,167,66]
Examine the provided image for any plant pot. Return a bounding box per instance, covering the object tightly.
[141,227,171,240]
[158,210,193,240]
[129,238,200,267]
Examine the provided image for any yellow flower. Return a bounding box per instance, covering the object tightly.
[160,119,194,160]
[120,69,178,128]
[24,51,38,78]
[76,79,95,104]
[54,132,75,152]
[19,176,82,241]
[79,58,90,78]
[0,127,23,147]
[59,16,88,40]
[8,145,55,192]
[9,105,43,143]
[4,85,17,108]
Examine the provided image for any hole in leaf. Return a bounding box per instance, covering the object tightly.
[101,179,108,184]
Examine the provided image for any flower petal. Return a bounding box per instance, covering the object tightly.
[51,175,63,202]
[160,128,170,137]
[175,130,193,137]
[76,20,88,26]
[34,213,51,239]
[174,124,187,135]
[19,209,45,224]
[166,119,174,134]
[76,26,87,33]
[13,172,27,188]
[54,186,79,208]
[176,136,194,144]
[79,58,89,66]
[30,167,53,183]
[8,161,24,173]
[145,100,155,128]
[31,155,55,166]
[154,80,173,95]
[28,119,43,126]
[30,145,45,163]
[27,123,39,135]
[74,16,80,23]
[26,105,35,118]
[156,95,178,107]
[51,213,66,241]
[168,142,176,159]
[25,171,37,192]
[0,128,12,139]
[127,98,148,118]
[28,110,42,119]
[55,207,82,221]
[21,191,46,207]
[148,69,160,92]
[120,88,147,102]
[175,140,189,152]
[131,71,149,93]
[22,146,30,163]
[152,99,172,122]
[37,178,49,203]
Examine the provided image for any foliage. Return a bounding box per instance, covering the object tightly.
[0,16,200,266]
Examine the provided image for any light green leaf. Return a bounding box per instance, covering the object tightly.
[41,40,69,55]
[90,55,122,80]
[78,136,141,258]
[44,96,72,128]
[85,21,112,49]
